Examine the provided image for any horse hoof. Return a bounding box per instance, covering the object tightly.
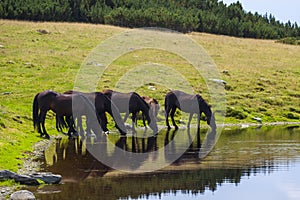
[45,135,50,140]
[175,126,179,130]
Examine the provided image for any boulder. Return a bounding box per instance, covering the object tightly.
[0,170,61,185]
[30,172,61,184]
[12,174,39,186]
[0,170,17,180]
[10,190,36,200]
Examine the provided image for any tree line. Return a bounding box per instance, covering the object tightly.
[1,0,299,39]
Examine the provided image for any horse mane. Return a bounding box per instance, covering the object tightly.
[152,98,159,104]
[132,92,150,109]
[196,94,212,113]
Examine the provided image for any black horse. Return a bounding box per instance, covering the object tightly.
[61,90,127,136]
[164,90,216,130]
[33,90,102,139]
[103,90,158,133]
[33,90,126,139]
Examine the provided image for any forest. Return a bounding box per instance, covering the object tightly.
[0,0,299,39]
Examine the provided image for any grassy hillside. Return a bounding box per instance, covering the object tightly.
[0,20,299,172]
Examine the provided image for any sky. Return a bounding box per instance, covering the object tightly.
[220,0,300,24]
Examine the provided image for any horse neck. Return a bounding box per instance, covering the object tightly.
[137,95,150,117]
[196,95,209,114]
[200,100,212,119]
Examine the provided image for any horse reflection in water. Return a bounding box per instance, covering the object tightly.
[42,127,212,182]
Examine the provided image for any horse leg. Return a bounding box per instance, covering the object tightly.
[99,112,109,134]
[75,116,83,137]
[85,116,92,136]
[40,111,50,139]
[187,113,193,128]
[131,113,137,134]
[142,114,147,127]
[197,113,201,131]
[165,106,171,130]
[123,112,129,123]
[170,107,178,130]
[66,116,77,137]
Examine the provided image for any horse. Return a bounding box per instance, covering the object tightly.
[32,90,120,139]
[164,90,216,130]
[136,96,160,127]
[61,90,127,136]
[33,90,102,139]
[103,90,158,133]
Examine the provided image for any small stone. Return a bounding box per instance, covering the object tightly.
[10,190,36,200]
[209,78,227,85]
[7,60,15,64]
[37,29,49,34]
[0,44,4,48]
[95,63,104,67]
[148,86,156,91]
[222,70,230,75]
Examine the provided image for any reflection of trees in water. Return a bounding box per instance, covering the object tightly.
[36,126,300,200]
[35,167,245,200]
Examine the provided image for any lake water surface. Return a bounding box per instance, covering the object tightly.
[27,125,300,200]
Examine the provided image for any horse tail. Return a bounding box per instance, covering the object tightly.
[164,92,174,114]
[32,93,40,132]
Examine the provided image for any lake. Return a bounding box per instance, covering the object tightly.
[27,125,300,200]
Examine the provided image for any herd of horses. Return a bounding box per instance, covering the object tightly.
[32,90,216,139]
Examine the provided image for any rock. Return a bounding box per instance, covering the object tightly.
[7,60,15,64]
[95,63,104,67]
[2,92,12,95]
[209,78,227,85]
[37,29,50,34]
[222,70,230,75]
[30,172,61,184]
[148,86,156,91]
[0,44,4,49]
[10,190,36,200]
[253,117,262,124]
[0,170,17,180]
[12,174,39,186]
[1,170,39,185]
[1,170,61,185]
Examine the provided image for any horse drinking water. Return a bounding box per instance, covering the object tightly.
[103,90,158,133]
[164,90,216,130]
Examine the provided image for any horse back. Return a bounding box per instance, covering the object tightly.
[166,90,199,113]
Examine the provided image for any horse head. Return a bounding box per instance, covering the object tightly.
[197,95,216,130]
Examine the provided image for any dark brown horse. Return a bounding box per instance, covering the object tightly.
[103,90,158,133]
[33,90,126,139]
[62,90,127,136]
[164,90,216,130]
[136,96,160,127]
[33,90,102,139]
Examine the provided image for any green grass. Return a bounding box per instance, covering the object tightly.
[0,20,300,176]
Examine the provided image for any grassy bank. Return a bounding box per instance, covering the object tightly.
[0,20,299,173]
